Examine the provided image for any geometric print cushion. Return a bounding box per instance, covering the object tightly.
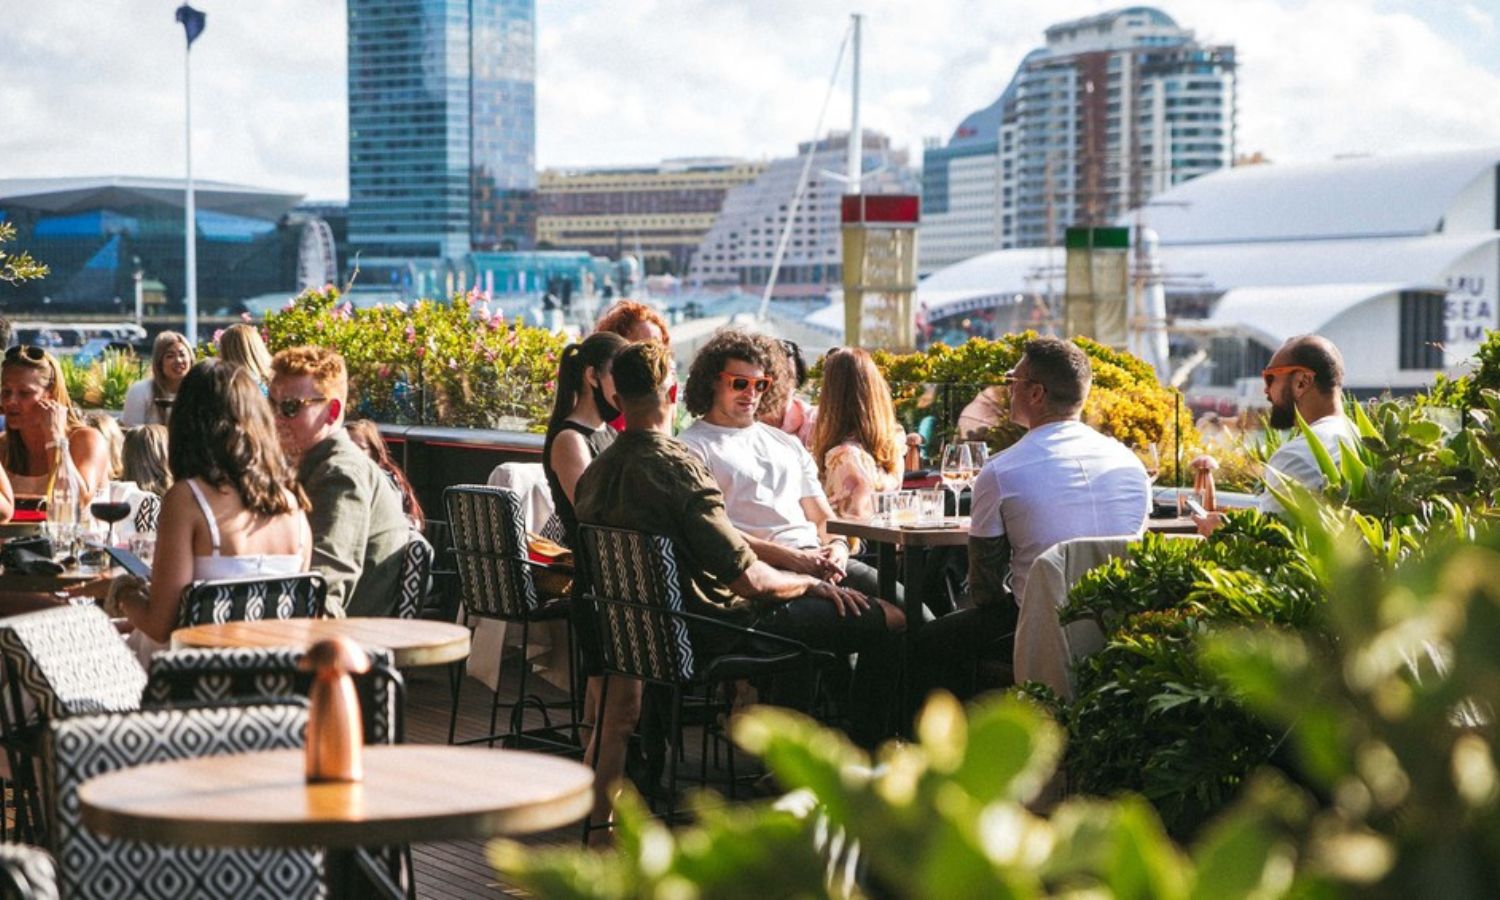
[395,530,433,620]
[0,606,146,721]
[579,527,696,684]
[0,841,59,900]
[142,647,399,745]
[177,574,326,628]
[45,701,322,900]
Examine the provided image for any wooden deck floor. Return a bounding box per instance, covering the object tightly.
[403,656,751,899]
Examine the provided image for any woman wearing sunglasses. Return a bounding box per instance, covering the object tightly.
[121,331,194,426]
[117,360,311,657]
[0,345,111,506]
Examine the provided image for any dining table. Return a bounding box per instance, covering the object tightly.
[170,618,472,669]
[79,744,594,899]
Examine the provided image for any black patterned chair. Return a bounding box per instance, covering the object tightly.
[0,842,58,900]
[577,524,833,828]
[0,606,148,843]
[141,647,411,896]
[44,700,320,900]
[176,572,326,628]
[142,646,404,745]
[443,485,579,751]
[394,529,434,620]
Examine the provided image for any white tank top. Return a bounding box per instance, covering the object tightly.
[185,479,304,580]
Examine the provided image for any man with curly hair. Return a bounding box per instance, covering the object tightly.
[679,329,888,601]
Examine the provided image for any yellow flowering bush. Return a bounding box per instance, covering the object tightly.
[818,333,1199,480]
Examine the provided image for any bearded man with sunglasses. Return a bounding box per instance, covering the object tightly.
[270,347,407,617]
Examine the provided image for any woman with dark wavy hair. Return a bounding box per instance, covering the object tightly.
[119,360,311,650]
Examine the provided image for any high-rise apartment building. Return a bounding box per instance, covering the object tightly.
[921,7,1235,270]
[347,0,536,268]
[535,159,767,275]
[688,132,917,298]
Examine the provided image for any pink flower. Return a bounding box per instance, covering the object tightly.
[404,325,417,343]
[482,349,495,363]
[379,365,392,379]
[240,312,253,323]
[322,283,336,294]
[448,358,459,371]
[212,328,225,343]
[394,301,408,314]
[415,347,426,359]
[544,380,556,392]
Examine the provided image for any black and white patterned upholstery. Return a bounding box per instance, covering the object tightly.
[395,529,434,620]
[177,573,326,628]
[142,646,401,745]
[0,607,146,721]
[443,485,540,620]
[578,526,695,684]
[538,513,567,545]
[132,495,161,534]
[45,701,320,900]
[0,843,59,900]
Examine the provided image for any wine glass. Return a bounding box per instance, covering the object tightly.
[940,443,975,509]
[90,497,132,549]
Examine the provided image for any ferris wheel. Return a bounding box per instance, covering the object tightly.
[296,217,338,291]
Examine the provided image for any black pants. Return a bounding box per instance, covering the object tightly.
[751,593,901,749]
[913,602,1017,702]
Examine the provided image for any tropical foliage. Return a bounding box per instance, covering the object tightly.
[58,350,143,411]
[0,222,48,285]
[259,287,567,430]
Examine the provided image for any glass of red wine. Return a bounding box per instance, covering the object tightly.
[90,499,132,549]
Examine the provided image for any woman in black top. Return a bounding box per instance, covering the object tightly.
[542,331,628,549]
[542,330,628,775]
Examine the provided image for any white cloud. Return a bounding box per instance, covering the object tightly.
[0,0,1497,203]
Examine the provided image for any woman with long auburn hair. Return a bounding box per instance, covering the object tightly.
[119,360,311,649]
[346,418,424,530]
[811,348,904,522]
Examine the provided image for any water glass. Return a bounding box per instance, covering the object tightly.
[128,534,157,569]
[891,490,919,526]
[917,489,946,526]
[872,491,898,524]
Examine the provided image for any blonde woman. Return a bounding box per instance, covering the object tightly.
[83,411,125,480]
[217,323,273,387]
[811,348,904,523]
[0,346,111,504]
[122,332,193,426]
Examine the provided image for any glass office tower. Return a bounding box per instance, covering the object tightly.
[348,0,535,268]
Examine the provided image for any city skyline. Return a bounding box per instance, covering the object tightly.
[3,0,1499,203]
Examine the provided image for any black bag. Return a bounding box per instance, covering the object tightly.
[0,536,62,575]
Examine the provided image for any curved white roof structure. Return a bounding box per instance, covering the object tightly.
[1144,147,1500,245]
[1203,282,1426,348]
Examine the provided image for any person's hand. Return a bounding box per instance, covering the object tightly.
[38,399,68,447]
[105,574,148,618]
[818,541,850,575]
[805,579,870,618]
[780,546,843,581]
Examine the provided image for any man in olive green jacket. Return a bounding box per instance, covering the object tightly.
[271,346,407,617]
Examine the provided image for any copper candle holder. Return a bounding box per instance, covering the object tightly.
[300,637,371,783]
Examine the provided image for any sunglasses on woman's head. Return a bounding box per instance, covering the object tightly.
[273,395,328,418]
[717,372,772,394]
[3,345,46,362]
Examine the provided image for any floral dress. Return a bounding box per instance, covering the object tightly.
[823,439,904,524]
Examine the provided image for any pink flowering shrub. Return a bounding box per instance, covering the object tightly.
[260,287,565,430]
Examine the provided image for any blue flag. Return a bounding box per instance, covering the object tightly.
[175,4,206,47]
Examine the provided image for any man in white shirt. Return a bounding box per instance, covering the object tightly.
[1196,334,1359,532]
[678,330,888,602]
[919,337,1150,696]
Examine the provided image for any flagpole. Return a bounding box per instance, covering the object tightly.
[183,35,197,346]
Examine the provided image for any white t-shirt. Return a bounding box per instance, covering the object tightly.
[971,420,1150,603]
[679,420,825,549]
[120,379,166,427]
[1258,413,1361,514]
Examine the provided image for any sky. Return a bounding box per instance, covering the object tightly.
[3,0,1500,203]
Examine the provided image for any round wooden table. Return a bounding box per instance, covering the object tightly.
[79,745,593,897]
[170,618,471,668]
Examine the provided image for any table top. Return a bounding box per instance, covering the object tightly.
[170,618,471,668]
[828,517,972,548]
[79,745,593,849]
[830,514,1199,547]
